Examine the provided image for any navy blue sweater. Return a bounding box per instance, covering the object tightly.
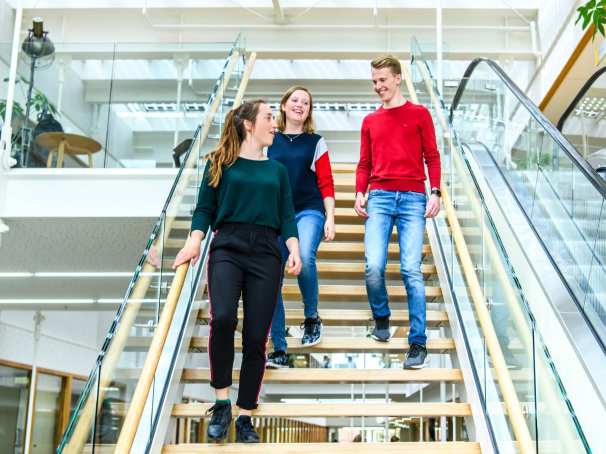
[267,132,334,214]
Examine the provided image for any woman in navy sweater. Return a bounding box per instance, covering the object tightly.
[266,86,336,369]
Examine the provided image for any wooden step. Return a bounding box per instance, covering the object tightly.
[181,368,463,383]
[313,262,436,279]
[333,178,355,193]
[162,242,435,267]
[172,402,472,418]
[334,223,395,240]
[331,163,357,173]
[190,337,455,353]
[317,242,431,260]
[281,284,442,302]
[333,207,364,224]
[198,308,449,326]
[163,442,482,453]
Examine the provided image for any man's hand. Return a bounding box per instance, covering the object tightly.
[425,194,441,218]
[324,216,336,241]
[354,192,368,218]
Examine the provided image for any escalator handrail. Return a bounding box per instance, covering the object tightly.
[557,66,606,131]
[449,57,606,200]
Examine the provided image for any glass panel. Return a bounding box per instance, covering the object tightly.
[411,36,590,452]
[56,38,242,452]
[451,63,606,348]
[2,39,232,168]
[0,364,30,454]
[31,372,62,453]
[69,379,86,420]
[560,70,606,162]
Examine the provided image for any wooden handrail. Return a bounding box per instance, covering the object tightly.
[61,51,241,454]
[402,61,419,104]
[234,52,257,108]
[442,185,534,454]
[417,57,583,453]
[113,51,257,453]
[407,59,535,453]
[113,264,189,452]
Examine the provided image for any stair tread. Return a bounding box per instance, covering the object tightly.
[198,308,448,326]
[182,368,463,383]
[190,337,455,352]
[172,402,472,417]
[281,283,442,300]
[318,242,431,253]
[162,442,481,453]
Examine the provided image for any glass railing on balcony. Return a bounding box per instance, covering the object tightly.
[557,67,606,179]
[410,37,590,453]
[0,40,235,169]
[55,36,245,453]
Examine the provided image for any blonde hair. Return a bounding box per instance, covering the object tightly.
[370,54,402,76]
[208,99,265,187]
[277,86,315,134]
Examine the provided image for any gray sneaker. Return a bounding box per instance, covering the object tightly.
[301,316,322,347]
[370,317,390,342]
[404,343,427,369]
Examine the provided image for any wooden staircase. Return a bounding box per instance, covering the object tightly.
[161,163,482,453]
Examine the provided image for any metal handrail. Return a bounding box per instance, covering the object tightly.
[557,66,606,131]
[449,57,606,200]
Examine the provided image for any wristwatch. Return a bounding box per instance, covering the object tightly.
[430,187,441,197]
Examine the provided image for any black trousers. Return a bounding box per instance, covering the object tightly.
[207,223,282,410]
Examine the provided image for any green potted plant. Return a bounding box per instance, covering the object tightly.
[577,0,606,39]
[0,99,24,124]
[30,89,59,117]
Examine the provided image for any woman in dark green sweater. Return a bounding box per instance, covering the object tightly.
[173,100,302,443]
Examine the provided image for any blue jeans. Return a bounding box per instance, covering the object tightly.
[271,209,325,353]
[365,189,427,346]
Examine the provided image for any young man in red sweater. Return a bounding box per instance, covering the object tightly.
[354,55,441,369]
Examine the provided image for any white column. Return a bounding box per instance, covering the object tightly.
[24,310,45,454]
[56,56,71,114]
[0,2,23,170]
[173,56,187,148]
[436,0,443,95]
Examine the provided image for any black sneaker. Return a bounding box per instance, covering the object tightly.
[404,343,427,369]
[370,317,390,342]
[206,402,232,443]
[236,415,260,443]
[301,316,322,347]
[266,350,289,369]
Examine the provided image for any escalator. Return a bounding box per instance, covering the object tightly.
[412,38,606,451]
[54,36,606,453]
[557,67,606,178]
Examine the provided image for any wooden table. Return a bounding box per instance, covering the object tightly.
[36,132,102,168]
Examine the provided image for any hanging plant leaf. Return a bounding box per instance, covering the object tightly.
[576,0,606,40]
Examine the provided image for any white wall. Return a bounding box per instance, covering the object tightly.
[526,0,586,104]
[0,168,176,217]
[0,0,14,44]
[0,309,114,376]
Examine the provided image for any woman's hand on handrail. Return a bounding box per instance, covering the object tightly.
[172,230,205,269]
[285,237,302,276]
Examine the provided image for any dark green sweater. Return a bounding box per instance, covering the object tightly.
[191,157,298,239]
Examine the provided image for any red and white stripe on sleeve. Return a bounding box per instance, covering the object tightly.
[310,137,335,200]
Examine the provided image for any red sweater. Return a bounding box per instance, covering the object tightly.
[356,101,441,194]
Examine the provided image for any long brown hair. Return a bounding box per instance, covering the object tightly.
[208,99,266,187]
[277,86,315,134]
